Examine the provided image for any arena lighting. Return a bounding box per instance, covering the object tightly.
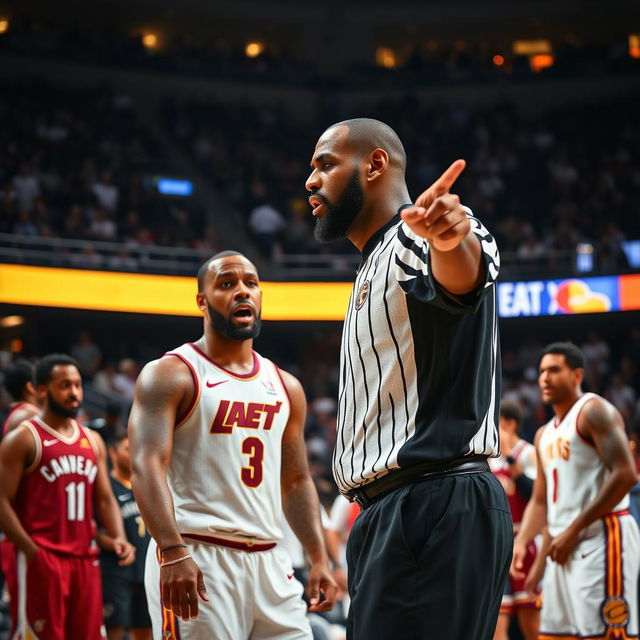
[376,47,397,69]
[245,42,264,58]
[629,35,640,59]
[530,53,554,72]
[0,315,24,328]
[492,55,505,66]
[0,19,8,34]
[156,178,193,197]
[142,33,158,49]
[2,265,640,321]
[513,39,551,56]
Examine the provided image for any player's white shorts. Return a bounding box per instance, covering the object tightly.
[145,537,312,640]
[540,511,640,639]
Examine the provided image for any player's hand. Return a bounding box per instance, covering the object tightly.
[113,537,136,566]
[333,564,348,597]
[306,561,338,613]
[161,555,209,622]
[510,538,528,580]
[400,159,470,252]
[25,542,41,565]
[548,527,579,565]
[523,549,546,593]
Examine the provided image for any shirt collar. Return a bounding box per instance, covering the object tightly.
[360,203,413,263]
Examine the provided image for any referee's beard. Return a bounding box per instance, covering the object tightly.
[207,301,262,341]
[313,168,364,242]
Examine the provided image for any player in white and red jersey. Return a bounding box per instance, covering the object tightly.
[129,251,336,640]
[490,400,539,640]
[513,342,640,640]
[0,353,134,640]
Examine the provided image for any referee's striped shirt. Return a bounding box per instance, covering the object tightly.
[333,206,501,494]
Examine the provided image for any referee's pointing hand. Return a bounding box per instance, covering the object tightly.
[400,159,470,253]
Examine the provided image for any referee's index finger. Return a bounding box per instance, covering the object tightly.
[433,159,466,194]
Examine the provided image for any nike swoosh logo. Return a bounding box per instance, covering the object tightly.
[43,439,59,447]
[117,494,129,502]
[206,380,228,388]
[581,548,598,559]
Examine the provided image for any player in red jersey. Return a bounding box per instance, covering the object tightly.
[0,358,42,614]
[1,358,41,436]
[0,353,135,640]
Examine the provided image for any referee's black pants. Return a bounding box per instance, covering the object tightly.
[346,470,512,640]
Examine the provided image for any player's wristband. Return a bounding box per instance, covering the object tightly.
[160,543,187,554]
[505,455,516,465]
[160,554,192,568]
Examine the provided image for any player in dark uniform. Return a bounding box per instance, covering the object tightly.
[97,427,151,640]
[306,118,512,639]
[0,353,134,640]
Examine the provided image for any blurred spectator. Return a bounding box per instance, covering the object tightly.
[90,208,118,241]
[70,330,102,379]
[12,210,38,236]
[12,163,40,213]
[72,244,105,269]
[248,198,286,259]
[606,373,637,422]
[108,249,139,271]
[87,399,126,444]
[114,358,138,402]
[581,331,610,376]
[92,170,119,213]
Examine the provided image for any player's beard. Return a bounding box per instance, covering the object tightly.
[48,391,80,418]
[313,168,364,242]
[207,301,262,341]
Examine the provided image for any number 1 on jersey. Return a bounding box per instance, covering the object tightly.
[241,437,264,488]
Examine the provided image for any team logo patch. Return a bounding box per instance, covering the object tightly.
[355,280,370,310]
[262,379,278,396]
[601,595,629,628]
[80,437,91,449]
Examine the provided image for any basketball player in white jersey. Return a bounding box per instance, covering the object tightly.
[513,342,640,639]
[129,251,337,640]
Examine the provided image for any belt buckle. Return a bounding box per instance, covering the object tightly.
[353,492,366,509]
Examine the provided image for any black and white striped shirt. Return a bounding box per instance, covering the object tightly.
[333,207,501,494]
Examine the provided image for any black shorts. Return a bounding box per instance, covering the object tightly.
[102,572,151,629]
[346,470,513,640]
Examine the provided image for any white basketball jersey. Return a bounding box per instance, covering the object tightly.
[538,392,628,537]
[164,342,290,542]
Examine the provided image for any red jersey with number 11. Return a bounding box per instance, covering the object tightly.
[14,417,99,556]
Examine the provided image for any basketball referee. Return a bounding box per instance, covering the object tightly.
[306,118,512,639]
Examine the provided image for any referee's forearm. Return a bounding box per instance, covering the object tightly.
[430,231,484,295]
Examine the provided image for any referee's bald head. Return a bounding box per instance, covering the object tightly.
[322,118,407,173]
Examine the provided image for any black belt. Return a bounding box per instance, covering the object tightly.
[346,455,490,509]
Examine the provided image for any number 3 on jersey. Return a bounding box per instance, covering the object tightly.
[241,436,264,488]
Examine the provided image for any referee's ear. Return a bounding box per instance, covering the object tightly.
[366,148,389,183]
